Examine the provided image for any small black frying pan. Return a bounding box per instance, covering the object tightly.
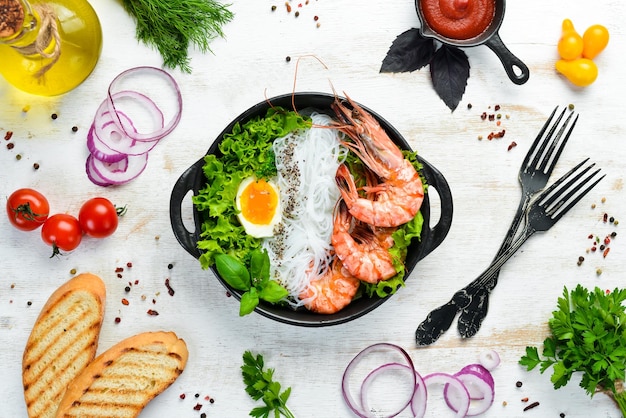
[415,0,530,85]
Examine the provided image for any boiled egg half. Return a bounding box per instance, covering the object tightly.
[235,176,281,238]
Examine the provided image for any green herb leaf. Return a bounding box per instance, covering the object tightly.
[241,351,296,418]
[259,280,289,303]
[240,288,259,316]
[380,28,436,73]
[214,254,250,291]
[519,285,626,416]
[430,45,470,112]
[120,0,234,73]
[250,248,271,286]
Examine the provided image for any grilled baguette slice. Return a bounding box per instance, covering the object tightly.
[55,331,188,418]
[23,272,106,418]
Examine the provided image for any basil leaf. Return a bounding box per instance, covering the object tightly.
[259,280,289,303]
[240,288,259,316]
[250,249,270,286]
[430,45,470,111]
[380,28,436,73]
[215,254,251,291]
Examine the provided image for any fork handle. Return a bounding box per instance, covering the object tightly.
[415,227,535,346]
[456,196,531,337]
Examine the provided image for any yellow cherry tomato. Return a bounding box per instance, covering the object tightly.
[556,58,598,87]
[557,19,583,60]
[582,24,609,59]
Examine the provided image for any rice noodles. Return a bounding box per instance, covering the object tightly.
[262,112,348,307]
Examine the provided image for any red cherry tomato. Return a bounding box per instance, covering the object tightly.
[6,188,50,231]
[78,197,120,238]
[41,214,83,256]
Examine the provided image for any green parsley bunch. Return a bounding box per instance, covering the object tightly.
[520,285,626,415]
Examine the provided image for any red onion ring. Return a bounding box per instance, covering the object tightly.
[106,66,182,142]
[85,67,182,186]
[424,373,470,418]
[342,343,416,418]
[479,350,501,371]
[343,345,499,418]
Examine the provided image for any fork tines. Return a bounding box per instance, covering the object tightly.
[524,106,579,175]
[537,158,605,219]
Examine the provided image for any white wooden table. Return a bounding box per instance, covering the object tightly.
[1,1,625,416]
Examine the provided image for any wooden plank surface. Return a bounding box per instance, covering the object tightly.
[1,0,625,416]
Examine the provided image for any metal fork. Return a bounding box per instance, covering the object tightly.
[456,107,578,338]
[414,107,579,346]
[416,159,604,346]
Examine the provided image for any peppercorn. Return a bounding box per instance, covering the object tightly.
[51,113,58,120]
[168,263,174,269]
[180,393,186,399]
[27,301,32,306]
[285,56,291,62]
[195,393,200,398]
[271,5,277,11]
[15,154,21,160]
[33,163,39,170]
[294,11,299,17]
[200,414,206,418]
[125,286,131,292]
[515,381,523,387]
[114,317,121,323]
[71,126,78,132]
[7,142,14,149]
[70,268,77,275]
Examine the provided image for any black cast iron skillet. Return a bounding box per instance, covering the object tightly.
[170,92,453,327]
[415,0,530,85]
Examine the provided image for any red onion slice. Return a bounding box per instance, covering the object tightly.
[86,152,149,186]
[85,66,182,187]
[424,372,470,418]
[342,343,416,418]
[105,66,182,142]
[479,350,501,371]
[93,94,164,156]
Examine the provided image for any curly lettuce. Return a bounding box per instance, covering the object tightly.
[192,107,311,269]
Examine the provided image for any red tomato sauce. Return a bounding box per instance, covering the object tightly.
[420,0,496,40]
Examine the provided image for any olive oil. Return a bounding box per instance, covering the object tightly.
[0,0,102,96]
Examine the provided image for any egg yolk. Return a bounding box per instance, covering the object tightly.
[239,179,279,225]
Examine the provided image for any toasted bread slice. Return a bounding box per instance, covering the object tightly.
[55,331,188,418]
[23,273,106,418]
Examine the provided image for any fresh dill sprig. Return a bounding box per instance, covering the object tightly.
[241,351,296,418]
[120,0,234,73]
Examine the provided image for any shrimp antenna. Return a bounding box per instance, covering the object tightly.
[291,54,330,113]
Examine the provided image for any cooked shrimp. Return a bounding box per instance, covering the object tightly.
[299,259,360,314]
[331,200,398,284]
[332,95,424,227]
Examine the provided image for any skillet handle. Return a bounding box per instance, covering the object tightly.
[485,33,530,85]
[170,158,205,259]
[417,159,453,261]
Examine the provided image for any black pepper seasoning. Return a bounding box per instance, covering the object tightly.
[51,113,58,120]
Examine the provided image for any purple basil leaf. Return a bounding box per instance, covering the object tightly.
[430,45,470,111]
[380,28,436,73]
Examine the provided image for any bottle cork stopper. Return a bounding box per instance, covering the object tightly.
[0,0,25,38]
